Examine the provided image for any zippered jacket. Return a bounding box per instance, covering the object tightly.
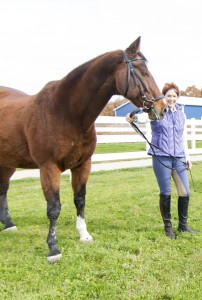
[147,104,185,157]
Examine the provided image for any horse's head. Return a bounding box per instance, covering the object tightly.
[116,36,167,120]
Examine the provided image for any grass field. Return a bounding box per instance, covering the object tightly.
[94,141,202,154]
[0,162,202,299]
[94,142,145,153]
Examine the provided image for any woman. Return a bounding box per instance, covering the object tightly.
[126,82,197,239]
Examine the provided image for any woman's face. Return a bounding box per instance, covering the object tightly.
[165,88,178,111]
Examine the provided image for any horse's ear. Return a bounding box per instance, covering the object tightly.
[126,36,141,55]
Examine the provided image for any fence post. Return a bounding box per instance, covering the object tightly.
[190,118,196,149]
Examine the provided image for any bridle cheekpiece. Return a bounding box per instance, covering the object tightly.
[123,51,164,113]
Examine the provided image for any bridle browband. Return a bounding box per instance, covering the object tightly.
[123,51,164,113]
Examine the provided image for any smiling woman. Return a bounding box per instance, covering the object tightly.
[162,83,179,111]
[127,82,198,240]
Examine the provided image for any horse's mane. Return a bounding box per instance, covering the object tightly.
[59,51,123,89]
[64,53,107,83]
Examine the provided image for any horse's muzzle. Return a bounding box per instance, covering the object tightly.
[149,106,167,120]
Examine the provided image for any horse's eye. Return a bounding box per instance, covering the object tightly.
[140,69,149,76]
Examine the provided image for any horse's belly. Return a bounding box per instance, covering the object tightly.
[0,138,37,169]
[0,155,37,169]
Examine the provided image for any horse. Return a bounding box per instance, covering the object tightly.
[0,36,167,262]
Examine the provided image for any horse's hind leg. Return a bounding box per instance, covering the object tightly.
[0,166,17,231]
[71,160,93,243]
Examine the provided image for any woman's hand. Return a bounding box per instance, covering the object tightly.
[186,159,192,170]
[126,113,137,123]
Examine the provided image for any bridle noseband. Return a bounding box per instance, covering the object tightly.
[123,51,164,113]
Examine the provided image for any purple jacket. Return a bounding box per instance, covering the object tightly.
[148,104,185,157]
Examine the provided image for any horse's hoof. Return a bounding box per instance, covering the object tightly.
[47,253,62,263]
[4,226,18,232]
[80,235,94,244]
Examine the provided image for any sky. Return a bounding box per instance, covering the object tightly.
[0,0,202,95]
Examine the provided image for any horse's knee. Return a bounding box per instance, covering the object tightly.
[47,197,61,220]
[74,185,86,210]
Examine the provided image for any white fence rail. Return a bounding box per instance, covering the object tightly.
[95,116,150,144]
[92,116,202,162]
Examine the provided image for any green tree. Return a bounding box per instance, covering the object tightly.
[180,85,202,97]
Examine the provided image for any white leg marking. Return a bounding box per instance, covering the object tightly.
[76,216,93,243]
[47,253,62,263]
[4,226,18,232]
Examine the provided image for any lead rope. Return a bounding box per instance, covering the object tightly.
[129,119,196,192]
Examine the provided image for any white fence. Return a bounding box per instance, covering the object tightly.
[92,116,202,162]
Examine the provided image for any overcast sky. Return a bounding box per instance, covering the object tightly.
[0,0,202,95]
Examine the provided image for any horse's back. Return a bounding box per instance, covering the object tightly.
[0,86,40,168]
[0,86,34,117]
[0,86,30,100]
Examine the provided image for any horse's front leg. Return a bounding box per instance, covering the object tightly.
[71,159,93,243]
[40,163,62,263]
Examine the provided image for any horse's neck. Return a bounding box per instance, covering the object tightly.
[56,55,120,130]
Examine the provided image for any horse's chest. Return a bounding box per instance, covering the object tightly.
[58,133,96,170]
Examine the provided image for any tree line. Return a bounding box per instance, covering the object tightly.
[101,85,202,116]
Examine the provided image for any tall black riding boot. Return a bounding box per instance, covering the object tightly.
[178,196,197,234]
[160,194,176,239]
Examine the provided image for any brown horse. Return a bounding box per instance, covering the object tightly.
[0,37,167,262]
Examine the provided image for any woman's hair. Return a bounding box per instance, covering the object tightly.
[162,82,180,97]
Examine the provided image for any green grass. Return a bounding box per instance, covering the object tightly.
[94,142,145,154]
[188,140,202,148]
[0,163,202,299]
[95,141,202,154]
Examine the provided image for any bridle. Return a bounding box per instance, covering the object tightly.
[123,51,164,114]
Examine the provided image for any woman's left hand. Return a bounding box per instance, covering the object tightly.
[126,113,137,123]
[186,159,192,170]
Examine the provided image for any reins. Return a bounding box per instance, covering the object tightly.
[129,110,196,191]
